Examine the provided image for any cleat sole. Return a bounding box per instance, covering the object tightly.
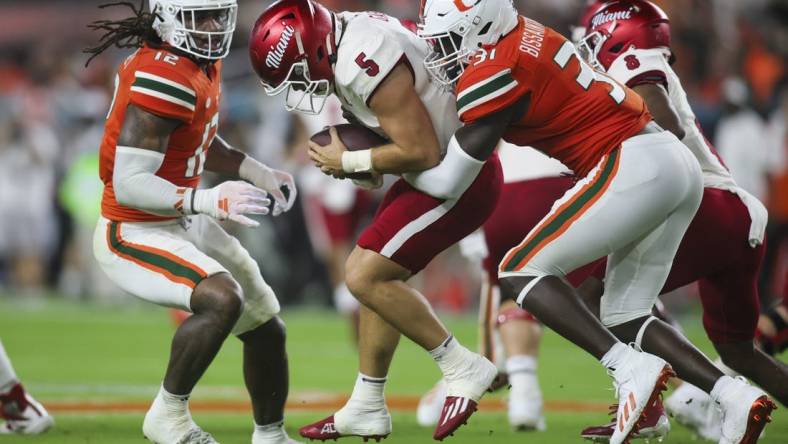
[620,365,674,444]
[739,397,776,444]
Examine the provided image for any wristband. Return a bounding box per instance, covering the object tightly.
[341,149,373,173]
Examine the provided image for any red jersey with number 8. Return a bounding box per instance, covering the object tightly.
[99,44,222,222]
[456,17,650,177]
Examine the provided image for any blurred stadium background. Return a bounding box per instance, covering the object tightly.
[0,0,786,442]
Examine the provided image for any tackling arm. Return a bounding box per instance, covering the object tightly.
[407,94,530,199]
[632,83,685,140]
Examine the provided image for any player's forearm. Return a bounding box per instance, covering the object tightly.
[113,146,193,216]
[205,134,246,178]
[632,84,685,140]
[367,142,441,174]
[405,136,485,199]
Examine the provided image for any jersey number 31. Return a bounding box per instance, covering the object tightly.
[553,41,625,104]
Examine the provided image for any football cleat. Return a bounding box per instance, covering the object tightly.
[608,350,674,444]
[417,379,447,427]
[716,378,776,444]
[508,388,546,432]
[580,397,670,442]
[298,412,390,442]
[433,353,497,440]
[664,382,718,440]
[0,383,54,435]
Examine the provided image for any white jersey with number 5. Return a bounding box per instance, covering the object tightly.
[606,47,735,190]
[332,11,459,160]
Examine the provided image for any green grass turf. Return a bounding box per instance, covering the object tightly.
[0,296,785,443]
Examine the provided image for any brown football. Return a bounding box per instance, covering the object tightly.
[310,124,388,180]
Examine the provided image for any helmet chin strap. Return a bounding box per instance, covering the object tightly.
[328,12,343,67]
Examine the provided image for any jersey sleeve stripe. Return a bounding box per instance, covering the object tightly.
[135,71,196,98]
[457,77,518,117]
[457,69,513,103]
[130,86,196,112]
[132,74,196,108]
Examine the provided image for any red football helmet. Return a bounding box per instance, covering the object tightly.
[249,0,337,114]
[577,0,671,71]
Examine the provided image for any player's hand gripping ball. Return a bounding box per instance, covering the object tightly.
[308,124,388,181]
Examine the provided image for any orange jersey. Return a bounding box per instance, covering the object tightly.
[456,17,651,177]
[99,44,222,222]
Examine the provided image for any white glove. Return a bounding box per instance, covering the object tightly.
[240,157,297,216]
[352,172,384,190]
[193,181,270,227]
[731,186,768,247]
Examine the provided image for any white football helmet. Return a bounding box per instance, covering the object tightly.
[149,0,237,60]
[418,0,518,85]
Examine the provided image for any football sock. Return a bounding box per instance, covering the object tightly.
[430,335,473,376]
[253,419,288,442]
[349,373,387,407]
[155,385,191,418]
[0,340,19,394]
[506,355,539,395]
[600,342,629,371]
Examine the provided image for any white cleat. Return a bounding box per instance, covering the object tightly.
[665,382,722,441]
[508,385,546,431]
[333,402,392,438]
[143,398,218,444]
[715,377,776,444]
[608,349,674,444]
[0,383,54,435]
[442,352,498,404]
[252,431,302,444]
[416,379,447,427]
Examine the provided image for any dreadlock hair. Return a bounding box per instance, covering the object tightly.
[84,1,163,66]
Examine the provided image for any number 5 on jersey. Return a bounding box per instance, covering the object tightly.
[553,41,625,104]
[355,53,379,77]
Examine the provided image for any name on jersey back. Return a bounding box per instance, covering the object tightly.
[519,18,546,58]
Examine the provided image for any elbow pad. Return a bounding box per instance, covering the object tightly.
[406,136,485,199]
[113,146,194,216]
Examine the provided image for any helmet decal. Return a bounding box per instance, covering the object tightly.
[452,0,477,13]
[266,24,296,69]
[590,7,635,29]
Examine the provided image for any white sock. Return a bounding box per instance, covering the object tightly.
[348,373,386,408]
[600,342,630,371]
[429,335,471,375]
[253,420,288,442]
[0,340,19,394]
[709,375,736,404]
[506,355,539,396]
[154,385,191,418]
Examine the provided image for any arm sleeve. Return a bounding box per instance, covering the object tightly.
[405,136,485,199]
[606,48,670,90]
[456,65,527,123]
[128,64,197,123]
[113,146,194,216]
[334,20,407,106]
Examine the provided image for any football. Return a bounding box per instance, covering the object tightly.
[309,124,388,180]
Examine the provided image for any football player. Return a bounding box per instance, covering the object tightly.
[418,0,775,443]
[0,340,54,435]
[85,1,299,443]
[572,1,787,439]
[249,0,504,440]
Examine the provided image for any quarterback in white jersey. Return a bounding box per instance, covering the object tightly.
[250,0,503,440]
